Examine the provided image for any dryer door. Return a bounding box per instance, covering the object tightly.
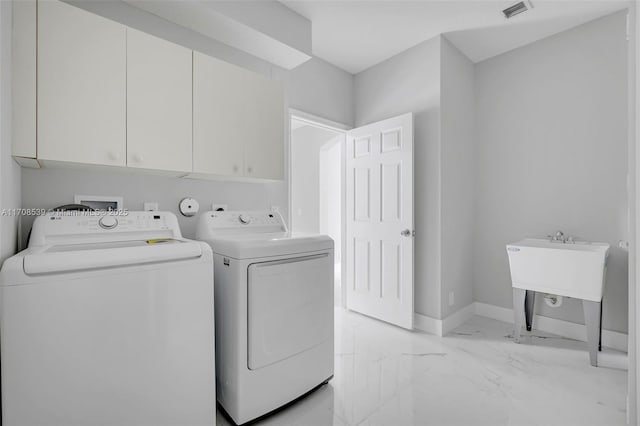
[247,252,333,370]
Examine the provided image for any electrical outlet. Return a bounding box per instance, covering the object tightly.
[143,202,159,212]
[212,204,228,212]
[448,292,455,307]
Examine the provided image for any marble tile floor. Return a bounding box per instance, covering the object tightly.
[216,309,627,426]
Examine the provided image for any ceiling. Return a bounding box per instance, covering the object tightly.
[281,0,629,74]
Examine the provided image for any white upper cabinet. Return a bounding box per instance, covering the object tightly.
[193,52,284,180]
[17,1,284,180]
[127,29,192,173]
[243,76,284,180]
[37,1,126,166]
[12,0,36,160]
[193,52,245,177]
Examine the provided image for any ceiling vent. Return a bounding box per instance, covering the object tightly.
[502,1,533,19]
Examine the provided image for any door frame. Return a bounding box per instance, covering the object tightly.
[288,109,350,308]
[631,2,640,423]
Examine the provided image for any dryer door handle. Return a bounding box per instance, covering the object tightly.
[250,253,329,269]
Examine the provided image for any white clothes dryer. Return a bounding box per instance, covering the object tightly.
[196,211,334,425]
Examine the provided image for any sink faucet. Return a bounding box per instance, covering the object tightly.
[546,231,576,244]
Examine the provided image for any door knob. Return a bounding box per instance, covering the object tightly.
[401,229,412,237]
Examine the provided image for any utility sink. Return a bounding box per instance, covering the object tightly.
[506,238,609,302]
[506,238,610,367]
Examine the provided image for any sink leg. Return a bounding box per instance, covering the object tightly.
[525,290,535,331]
[599,302,603,352]
[513,288,526,343]
[583,300,601,367]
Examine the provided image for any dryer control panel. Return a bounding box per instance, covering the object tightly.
[197,211,287,237]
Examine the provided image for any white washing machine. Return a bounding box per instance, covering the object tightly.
[0,211,216,426]
[195,211,334,425]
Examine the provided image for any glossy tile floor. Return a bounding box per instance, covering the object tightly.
[216,309,627,426]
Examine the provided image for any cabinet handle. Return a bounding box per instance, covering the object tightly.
[233,165,239,173]
[109,151,120,161]
[133,154,144,163]
[247,166,253,174]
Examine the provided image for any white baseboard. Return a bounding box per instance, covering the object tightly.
[443,303,476,335]
[414,312,442,336]
[474,302,628,353]
[414,303,476,337]
[474,301,512,323]
[414,302,627,353]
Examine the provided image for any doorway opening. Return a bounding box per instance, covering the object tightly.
[289,111,347,307]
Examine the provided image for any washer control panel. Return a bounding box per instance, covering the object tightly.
[29,211,183,247]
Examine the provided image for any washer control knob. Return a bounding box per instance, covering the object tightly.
[99,215,118,229]
[238,214,251,225]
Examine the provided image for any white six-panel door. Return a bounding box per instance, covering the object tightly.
[346,113,414,329]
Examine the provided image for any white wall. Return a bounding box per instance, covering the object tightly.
[193,0,312,57]
[319,140,342,264]
[440,37,475,317]
[288,58,354,126]
[1,0,22,262]
[21,168,286,240]
[355,36,442,319]
[19,1,354,242]
[290,124,339,234]
[290,122,342,264]
[474,11,629,333]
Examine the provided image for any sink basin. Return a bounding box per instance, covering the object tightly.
[506,238,610,302]
[507,238,610,366]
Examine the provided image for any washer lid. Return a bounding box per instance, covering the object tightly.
[207,233,333,259]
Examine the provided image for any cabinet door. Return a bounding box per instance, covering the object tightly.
[127,29,192,173]
[37,1,126,166]
[12,0,36,159]
[193,52,245,177]
[243,77,284,180]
